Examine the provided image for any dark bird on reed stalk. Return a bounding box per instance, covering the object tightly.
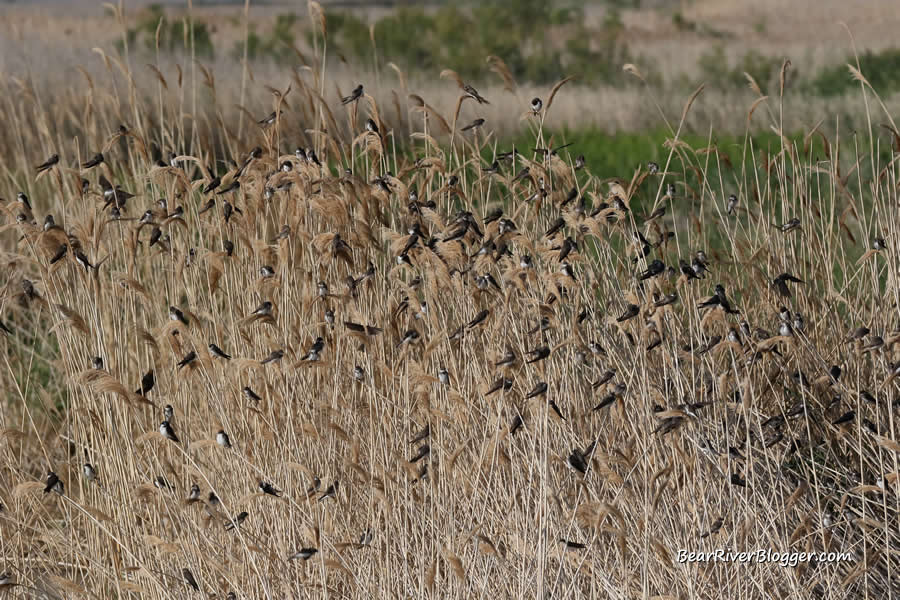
[567,440,596,475]
[460,118,485,132]
[524,381,548,399]
[534,142,573,158]
[288,547,318,561]
[135,370,154,396]
[463,84,489,104]
[616,304,640,322]
[176,351,197,369]
[159,421,179,443]
[209,343,231,360]
[486,376,514,396]
[182,569,199,592]
[342,84,363,104]
[260,349,284,365]
[35,154,59,172]
[224,511,248,531]
[772,218,801,233]
[81,153,104,169]
[698,284,739,314]
[319,481,339,501]
[525,345,550,364]
[531,97,542,114]
[44,470,63,494]
[259,481,282,497]
[772,272,804,297]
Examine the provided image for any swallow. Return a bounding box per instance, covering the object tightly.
[525,345,550,364]
[243,386,262,403]
[845,326,870,342]
[319,481,339,501]
[832,410,855,426]
[730,473,747,487]
[74,251,94,270]
[353,365,366,382]
[135,370,154,395]
[82,153,104,169]
[772,218,801,233]
[438,367,450,386]
[574,154,586,170]
[187,484,201,502]
[216,430,232,448]
[482,160,500,174]
[467,309,489,329]
[49,244,68,264]
[772,272,804,297]
[534,142,573,159]
[463,84,489,104]
[82,463,97,481]
[530,97,542,114]
[164,404,174,421]
[638,259,666,280]
[700,516,724,538]
[873,237,887,251]
[259,481,282,497]
[591,370,616,389]
[92,356,104,370]
[288,547,318,561]
[524,381,548,399]
[698,284,739,314]
[409,444,430,463]
[36,153,59,172]
[248,301,273,318]
[341,84,363,104]
[510,414,524,435]
[726,193,738,215]
[225,511,248,531]
[548,399,566,420]
[365,118,379,134]
[160,421,179,442]
[217,180,240,195]
[495,348,517,368]
[616,304,640,322]
[302,337,325,361]
[209,343,231,360]
[567,440,596,474]
[460,118,485,132]
[183,568,199,591]
[177,351,197,369]
[169,306,189,326]
[44,470,63,494]
[654,293,678,307]
[485,376,514,396]
[260,349,284,365]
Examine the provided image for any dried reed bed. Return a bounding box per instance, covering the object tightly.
[0,7,899,600]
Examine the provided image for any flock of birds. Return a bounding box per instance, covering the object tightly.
[1,77,898,596]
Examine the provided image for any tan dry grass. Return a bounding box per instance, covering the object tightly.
[0,5,899,600]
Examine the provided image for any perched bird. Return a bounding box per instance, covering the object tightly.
[341,84,364,104]
[460,118,485,132]
[225,511,248,531]
[216,430,232,448]
[567,440,597,475]
[530,97,543,114]
[81,152,104,169]
[260,349,285,365]
[209,343,231,360]
[44,470,63,494]
[259,481,282,497]
[463,84,489,104]
[159,421,179,443]
[135,370,154,396]
[288,547,318,561]
[36,153,59,172]
[772,218,801,233]
[177,351,198,369]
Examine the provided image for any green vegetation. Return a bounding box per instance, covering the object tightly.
[809,47,900,96]
[118,3,214,58]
